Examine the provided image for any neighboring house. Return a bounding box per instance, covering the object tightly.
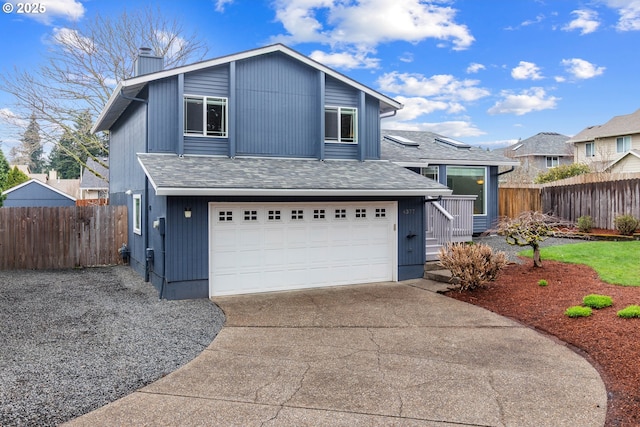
[92,44,452,300]
[2,179,77,207]
[569,108,640,172]
[381,130,519,238]
[9,165,80,200]
[500,132,573,182]
[80,158,109,201]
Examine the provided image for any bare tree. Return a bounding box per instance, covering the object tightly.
[0,6,208,176]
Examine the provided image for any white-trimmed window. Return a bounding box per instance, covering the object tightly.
[546,156,559,168]
[133,194,142,235]
[184,95,228,137]
[325,106,357,143]
[420,166,439,182]
[585,143,595,157]
[446,166,487,215]
[616,136,631,153]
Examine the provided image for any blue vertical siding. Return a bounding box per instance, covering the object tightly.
[3,182,76,207]
[235,52,319,157]
[364,95,381,160]
[397,198,426,280]
[148,77,178,153]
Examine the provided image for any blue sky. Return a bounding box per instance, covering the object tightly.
[1,0,639,155]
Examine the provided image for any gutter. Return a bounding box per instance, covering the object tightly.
[497,166,516,176]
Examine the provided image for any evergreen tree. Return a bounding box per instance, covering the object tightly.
[12,113,46,173]
[5,166,30,190]
[0,147,9,206]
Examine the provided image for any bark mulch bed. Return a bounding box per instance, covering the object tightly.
[446,259,640,427]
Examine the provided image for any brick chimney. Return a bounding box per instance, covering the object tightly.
[134,47,164,76]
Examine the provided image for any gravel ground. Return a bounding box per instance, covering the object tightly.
[0,267,225,427]
[473,234,584,263]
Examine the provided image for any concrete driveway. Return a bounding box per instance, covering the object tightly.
[65,280,606,426]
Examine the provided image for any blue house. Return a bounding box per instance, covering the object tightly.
[2,179,77,207]
[93,44,452,299]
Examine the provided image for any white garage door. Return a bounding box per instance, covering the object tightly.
[209,202,397,296]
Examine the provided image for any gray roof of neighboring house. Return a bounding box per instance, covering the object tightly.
[568,108,640,143]
[80,158,109,190]
[137,153,451,197]
[380,130,519,167]
[504,132,573,157]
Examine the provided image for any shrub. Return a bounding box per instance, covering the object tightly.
[565,306,592,318]
[582,294,613,309]
[614,214,639,236]
[534,163,591,184]
[617,305,640,318]
[438,242,508,292]
[576,216,593,233]
[537,279,548,286]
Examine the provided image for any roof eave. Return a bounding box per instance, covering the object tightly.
[153,187,452,197]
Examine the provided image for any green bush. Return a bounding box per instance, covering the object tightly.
[534,163,591,184]
[582,294,613,309]
[576,215,593,233]
[617,305,640,318]
[565,306,592,317]
[614,214,639,236]
[537,279,548,286]
[438,243,508,291]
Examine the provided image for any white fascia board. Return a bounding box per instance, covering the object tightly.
[2,179,77,200]
[153,187,452,197]
[91,82,124,133]
[137,155,159,192]
[392,161,430,168]
[425,158,520,167]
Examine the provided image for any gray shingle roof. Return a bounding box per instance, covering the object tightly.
[504,132,572,157]
[137,153,451,197]
[380,130,519,166]
[80,158,109,189]
[568,108,640,143]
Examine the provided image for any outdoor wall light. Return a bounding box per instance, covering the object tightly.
[184,207,192,218]
[476,179,484,185]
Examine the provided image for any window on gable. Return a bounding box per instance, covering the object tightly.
[585,143,595,157]
[545,156,559,168]
[420,166,439,182]
[617,136,631,153]
[133,194,142,235]
[325,107,357,143]
[184,95,228,137]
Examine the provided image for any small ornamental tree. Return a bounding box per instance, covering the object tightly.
[496,211,563,268]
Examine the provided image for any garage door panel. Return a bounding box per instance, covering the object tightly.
[210,202,396,296]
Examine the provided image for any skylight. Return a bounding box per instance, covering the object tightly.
[434,136,471,149]
[384,135,419,147]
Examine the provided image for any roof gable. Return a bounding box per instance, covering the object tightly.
[505,132,572,157]
[93,44,403,133]
[569,109,640,143]
[2,179,77,201]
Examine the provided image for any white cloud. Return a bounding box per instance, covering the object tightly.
[52,27,95,53]
[399,52,414,63]
[561,58,605,79]
[466,63,485,74]
[309,49,379,69]
[154,30,188,62]
[12,0,84,24]
[0,108,28,128]
[511,61,543,80]
[377,71,490,102]
[604,0,640,31]
[392,96,462,122]
[215,0,234,12]
[384,118,486,138]
[488,87,559,116]
[563,9,600,35]
[271,0,474,50]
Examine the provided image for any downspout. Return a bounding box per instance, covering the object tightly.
[119,89,151,281]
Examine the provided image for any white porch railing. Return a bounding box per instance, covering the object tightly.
[425,195,475,261]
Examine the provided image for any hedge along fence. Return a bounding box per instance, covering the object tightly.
[0,205,128,270]
[500,173,640,229]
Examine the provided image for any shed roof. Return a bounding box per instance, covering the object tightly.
[93,44,403,133]
[380,130,519,167]
[137,153,451,197]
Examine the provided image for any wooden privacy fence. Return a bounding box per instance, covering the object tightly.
[0,205,128,270]
[499,173,640,229]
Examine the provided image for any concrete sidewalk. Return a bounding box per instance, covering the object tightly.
[65,280,607,426]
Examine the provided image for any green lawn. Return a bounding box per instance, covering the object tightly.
[519,241,640,286]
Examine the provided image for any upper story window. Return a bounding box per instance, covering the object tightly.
[325,106,357,144]
[546,156,559,168]
[184,95,228,137]
[585,142,595,157]
[420,166,439,182]
[616,136,631,153]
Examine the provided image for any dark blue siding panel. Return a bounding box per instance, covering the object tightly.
[183,136,229,156]
[397,198,426,280]
[235,52,319,157]
[325,77,358,106]
[148,77,178,153]
[3,182,75,207]
[364,95,381,160]
[324,143,358,159]
[166,197,209,283]
[184,66,229,97]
